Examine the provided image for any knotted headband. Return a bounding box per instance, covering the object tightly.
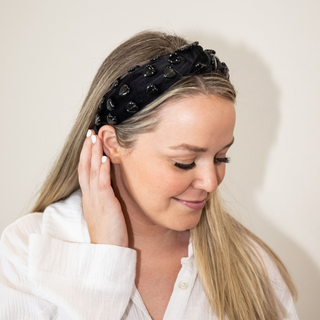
[93,42,229,133]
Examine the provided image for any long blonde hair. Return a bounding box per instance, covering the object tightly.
[31,30,297,319]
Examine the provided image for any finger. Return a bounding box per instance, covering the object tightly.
[78,130,94,194]
[99,156,121,213]
[98,155,113,198]
[89,133,103,194]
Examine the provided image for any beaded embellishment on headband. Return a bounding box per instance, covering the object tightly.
[93,42,229,133]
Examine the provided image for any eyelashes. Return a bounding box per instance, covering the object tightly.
[174,162,196,170]
[215,157,230,164]
[174,157,230,171]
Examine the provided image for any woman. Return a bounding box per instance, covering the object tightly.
[0,31,298,319]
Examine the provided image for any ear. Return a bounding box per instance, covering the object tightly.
[98,125,123,164]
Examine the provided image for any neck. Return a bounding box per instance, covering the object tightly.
[126,213,189,253]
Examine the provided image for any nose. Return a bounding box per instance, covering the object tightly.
[192,165,220,193]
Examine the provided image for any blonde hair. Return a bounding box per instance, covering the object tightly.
[31,30,297,320]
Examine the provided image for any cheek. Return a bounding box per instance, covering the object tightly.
[127,160,191,198]
[146,167,192,196]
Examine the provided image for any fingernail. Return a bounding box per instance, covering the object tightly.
[91,135,96,144]
[102,156,107,163]
[86,130,92,138]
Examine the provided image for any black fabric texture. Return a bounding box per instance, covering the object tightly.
[93,43,229,133]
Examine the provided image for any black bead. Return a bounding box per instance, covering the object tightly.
[126,101,139,113]
[221,62,229,78]
[178,44,191,52]
[163,66,176,78]
[195,62,207,72]
[112,78,120,89]
[128,65,140,72]
[107,114,117,125]
[144,65,156,77]
[119,84,130,96]
[178,41,199,52]
[168,53,181,64]
[95,114,101,126]
[205,49,216,55]
[146,84,159,96]
[211,56,217,70]
[150,55,160,61]
[106,98,115,111]
[98,96,105,110]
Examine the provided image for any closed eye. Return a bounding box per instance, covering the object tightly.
[174,162,196,170]
[174,157,230,171]
[214,157,230,164]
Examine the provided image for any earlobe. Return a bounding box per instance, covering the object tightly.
[98,125,122,163]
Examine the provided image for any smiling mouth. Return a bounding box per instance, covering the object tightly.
[173,198,206,210]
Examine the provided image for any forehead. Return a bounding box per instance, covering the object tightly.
[136,95,236,150]
[160,95,234,134]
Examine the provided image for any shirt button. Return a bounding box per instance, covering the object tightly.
[178,280,189,290]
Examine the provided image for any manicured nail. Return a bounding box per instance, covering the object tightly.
[91,135,96,144]
[102,156,107,163]
[86,130,92,138]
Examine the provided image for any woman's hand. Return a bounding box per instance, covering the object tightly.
[78,130,128,247]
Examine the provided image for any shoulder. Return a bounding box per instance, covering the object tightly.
[41,189,90,242]
[0,188,87,266]
[0,213,43,268]
[43,189,83,217]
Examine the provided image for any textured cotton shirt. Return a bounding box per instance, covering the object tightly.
[0,190,299,319]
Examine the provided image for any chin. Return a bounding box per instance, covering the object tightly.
[167,213,202,231]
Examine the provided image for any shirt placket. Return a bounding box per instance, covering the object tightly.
[162,256,197,320]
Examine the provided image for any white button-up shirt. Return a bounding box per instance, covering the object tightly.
[0,190,299,319]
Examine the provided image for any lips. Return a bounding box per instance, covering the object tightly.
[173,198,206,211]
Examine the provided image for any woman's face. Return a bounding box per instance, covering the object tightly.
[113,94,236,232]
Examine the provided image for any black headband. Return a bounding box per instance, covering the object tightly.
[93,42,229,133]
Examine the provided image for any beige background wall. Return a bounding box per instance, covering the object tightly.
[1,1,319,318]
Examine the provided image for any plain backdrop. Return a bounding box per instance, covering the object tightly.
[1,1,319,318]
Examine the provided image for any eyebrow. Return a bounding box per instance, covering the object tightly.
[168,137,235,153]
